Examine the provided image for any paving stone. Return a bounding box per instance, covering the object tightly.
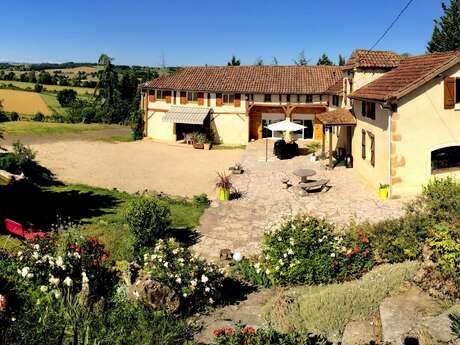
[342,320,378,345]
[193,142,405,261]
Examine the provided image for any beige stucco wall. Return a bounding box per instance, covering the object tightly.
[146,110,176,141]
[352,100,391,191]
[391,63,460,197]
[352,68,389,91]
[211,113,249,145]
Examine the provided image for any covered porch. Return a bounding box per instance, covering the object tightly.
[316,108,357,169]
[162,105,212,141]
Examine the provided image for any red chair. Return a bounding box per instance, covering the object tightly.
[4,219,48,240]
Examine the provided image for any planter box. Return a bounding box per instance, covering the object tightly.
[232,169,243,174]
[193,143,204,149]
[203,143,212,150]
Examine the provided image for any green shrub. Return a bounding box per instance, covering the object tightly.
[124,196,172,250]
[192,193,210,207]
[142,238,224,311]
[49,114,64,123]
[31,112,45,122]
[450,312,460,338]
[0,112,9,122]
[235,258,274,288]
[34,84,43,93]
[247,215,374,285]
[428,224,460,285]
[8,112,19,121]
[56,89,77,107]
[211,324,327,345]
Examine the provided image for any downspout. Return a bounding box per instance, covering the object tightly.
[382,102,394,198]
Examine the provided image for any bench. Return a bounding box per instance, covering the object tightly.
[4,219,48,240]
[298,179,330,192]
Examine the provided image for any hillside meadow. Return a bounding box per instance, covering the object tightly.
[0,80,94,95]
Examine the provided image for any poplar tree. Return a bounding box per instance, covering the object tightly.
[427,0,460,52]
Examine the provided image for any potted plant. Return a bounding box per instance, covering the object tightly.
[203,138,213,150]
[379,183,389,200]
[193,133,207,149]
[306,142,322,162]
[216,171,232,201]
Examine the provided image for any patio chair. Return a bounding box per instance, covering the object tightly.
[183,133,195,145]
[4,218,48,240]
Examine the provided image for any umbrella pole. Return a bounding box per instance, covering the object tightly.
[265,137,268,162]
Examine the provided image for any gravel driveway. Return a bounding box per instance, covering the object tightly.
[6,132,242,198]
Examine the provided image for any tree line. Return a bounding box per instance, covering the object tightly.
[227,50,346,66]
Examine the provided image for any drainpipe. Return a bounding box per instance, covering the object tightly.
[382,103,393,198]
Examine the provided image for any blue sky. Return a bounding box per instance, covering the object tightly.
[0,0,443,66]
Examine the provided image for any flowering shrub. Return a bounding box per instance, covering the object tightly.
[239,215,374,285]
[124,196,172,250]
[211,324,328,345]
[14,232,112,300]
[142,238,224,310]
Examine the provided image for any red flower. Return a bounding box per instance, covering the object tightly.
[213,328,225,337]
[101,253,108,262]
[347,264,352,270]
[352,246,361,254]
[242,326,256,335]
[346,250,354,259]
[362,250,369,257]
[224,327,235,336]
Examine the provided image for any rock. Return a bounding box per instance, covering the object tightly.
[341,320,378,345]
[128,275,180,313]
[379,285,443,345]
[405,305,460,345]
[219,248,233,262]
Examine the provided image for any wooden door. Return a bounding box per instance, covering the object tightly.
[249,113,261,140]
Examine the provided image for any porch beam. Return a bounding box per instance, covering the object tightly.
[329,126,333,170]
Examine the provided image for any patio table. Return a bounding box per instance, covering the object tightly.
[293,169,316,183]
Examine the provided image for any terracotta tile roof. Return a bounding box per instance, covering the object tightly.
[344,49,402,70]
[141,65,342,94]
[350,50,460,101]
[325,78,344,95]
[316,108,356,125]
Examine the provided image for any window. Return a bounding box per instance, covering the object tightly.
[431,146,460,173]
[369,133,375,167]
[156,90,164,100]
[286,94,290,103]
[361,129,366,160]
[187,92,197,103]
[293,119,314,139]
[223,93,235,105]
[264,94,272,102]
[332,95,340,107]
[362,101,376,120]
[305,94,313,103]
[456,79,460,104]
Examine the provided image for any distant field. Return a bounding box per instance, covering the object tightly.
[0,89,52,115]
[0,80,94,95]
[40,91,67,115]
[45,66,97,75]
[0,122,119,136]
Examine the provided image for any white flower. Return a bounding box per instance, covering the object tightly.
[209,298,214,304]
[265,269,271,275]
[163,262,169,268]
[26,273,34,279]
[20,267,30,278]
[175,277,182,284]
[82,272,89,284]
[17,251,23,257]
[52,290,62,299]
[190,279,197,287]
[33,244,40,250]
[289,237,295,246]
[205,287,210,292]
[63,277,73,287]
[232,251,243,262]
[183,293,188,298]
[255,268,261,274]
[201,275,209,283]
[40,285,48,292]
[283,253,287,258]
[56,256,64,267]
[49,276,60,286]
[32,251,39,260]
[254,262,260,269]
[178,258,184,263]
[330,253,336,258]
[287,248,294,255]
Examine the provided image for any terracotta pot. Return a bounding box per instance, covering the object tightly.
[193,143,204,149]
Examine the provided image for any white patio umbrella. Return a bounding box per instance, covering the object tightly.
[263,120,306,162]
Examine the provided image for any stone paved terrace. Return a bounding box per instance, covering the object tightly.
[192,142,405,260]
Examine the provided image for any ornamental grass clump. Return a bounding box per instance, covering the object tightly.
[242,214,374,285]
[142,238,225,311]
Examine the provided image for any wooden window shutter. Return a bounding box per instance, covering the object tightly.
[197,92,204,106]
[180,91,187,105]
[444,77,455,109]
[361,101,366,117]
[148,91,156,102]
[207,93,210,107]
[234,93,241,107]
[165,91,171,104]
[216,93,223,107]
[173,91,177,104]
[370,133,375,167]
[361,129,366,160]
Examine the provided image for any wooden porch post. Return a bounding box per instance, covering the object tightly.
[322,125,326,155]
[328,126,333,169]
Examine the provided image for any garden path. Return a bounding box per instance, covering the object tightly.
[193,141,405,261]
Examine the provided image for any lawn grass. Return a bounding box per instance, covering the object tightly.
[98,134,134,143]
[0,121,119,136]
[40,91,68,115]
[0,183,207,261]
[212,144,246,150]
[0,80,94,95]
[264,261,420,343]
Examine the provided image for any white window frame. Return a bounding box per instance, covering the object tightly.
[222,93,235,105]
[156,90,164,100]
[187,91,198,103]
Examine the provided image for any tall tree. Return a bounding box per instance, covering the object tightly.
[317,53,334,66]
[254,57,264,66]
[227,56,241,66]
[294,50,309,66]
[427,0,460,52]
[94,54,118,110]
[338,54,346,66]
